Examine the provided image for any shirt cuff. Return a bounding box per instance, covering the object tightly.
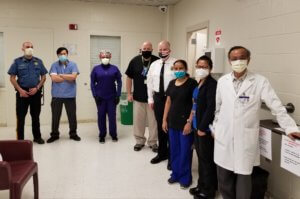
[148,97,154,104]
[285,127,300,135]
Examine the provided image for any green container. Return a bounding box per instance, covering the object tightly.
[120,93,133,125]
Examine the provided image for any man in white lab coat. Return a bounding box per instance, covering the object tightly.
[212,46,300,199]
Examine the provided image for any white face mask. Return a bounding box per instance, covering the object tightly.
[231,59,248,73]
[195,68,209,80]
[101,58,110,65]
[24,48,33,56]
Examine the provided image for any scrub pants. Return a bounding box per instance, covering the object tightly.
[168,128,193,186]
[97,98,117,138]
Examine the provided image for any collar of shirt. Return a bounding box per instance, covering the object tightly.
[231,70,248,82]
[59,60,69,67]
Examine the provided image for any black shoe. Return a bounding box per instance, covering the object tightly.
[189,186,202,196]
[112,137,118,142]
[167,161,171,170]
[194,192,215,199]
[134,144,144,151]
[168,177,177,184]
[99,137,105,144]
[149,144,158,153]
[33,138,45,144]
[47,136,59,143]
[70,135,81,141]
[150,155,167,164]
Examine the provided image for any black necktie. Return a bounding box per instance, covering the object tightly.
[159,61,165,95]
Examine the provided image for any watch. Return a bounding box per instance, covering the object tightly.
[186,119,191,124]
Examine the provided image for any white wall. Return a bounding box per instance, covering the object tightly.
[171,0,300,198]
[0,0,165,126]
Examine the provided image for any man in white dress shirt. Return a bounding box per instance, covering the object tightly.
[147,40,177,169]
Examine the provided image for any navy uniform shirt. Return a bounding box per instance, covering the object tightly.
[8,56,48,88]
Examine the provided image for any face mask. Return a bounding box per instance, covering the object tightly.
[159,52,169,59]
[174,70,186,79]
[24,48,33,56]
[142,51,152,59]
[195,68,209,80]
[58,55,68,62]
[231,60,248,73]
[101,58,110,65]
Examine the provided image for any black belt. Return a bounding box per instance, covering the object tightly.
[154,92,166,97]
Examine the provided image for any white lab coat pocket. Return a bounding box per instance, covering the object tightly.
[243,127,259,158]
[215,123,228,149]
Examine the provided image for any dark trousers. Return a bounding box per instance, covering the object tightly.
[217,165,252,199]
[194,132,217,196]
[169,128,193,186]
[97,98,117,138]
[16,90,42,140]
[153,93,169,158]
[50,98,77,137]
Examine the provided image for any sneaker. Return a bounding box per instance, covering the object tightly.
[99,137,105,143]
[112,137,118,142]
[150,144,158,153]
[70,135,81,141]
[180,183,191,190]
[47,136,59,143]
[134,144,144,151]
[33,138,45,144]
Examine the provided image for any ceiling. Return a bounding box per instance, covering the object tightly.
[74,0,182,6]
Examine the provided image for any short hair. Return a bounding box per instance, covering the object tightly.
[228,46,251,59]
[99,50,112,57]
[56,47,68,55]
[196,55,213,69]
[174,59,188,71]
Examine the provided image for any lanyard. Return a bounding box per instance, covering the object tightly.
[141,57,151,77]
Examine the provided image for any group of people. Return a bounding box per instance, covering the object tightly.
[7,42,122,144]
[126,40,300,199]
[7,40,300,199]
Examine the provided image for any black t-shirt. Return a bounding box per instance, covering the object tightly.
[166,78,198,130]
[125,55,159,102]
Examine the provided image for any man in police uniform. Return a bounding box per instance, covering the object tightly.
[8,41,48,144]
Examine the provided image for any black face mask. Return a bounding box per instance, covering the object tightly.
[159,52,169,59]
[142,51,152,59]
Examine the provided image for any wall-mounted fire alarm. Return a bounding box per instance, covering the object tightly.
[69,24,78,30]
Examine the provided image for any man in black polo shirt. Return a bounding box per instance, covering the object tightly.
[125,41,159,152]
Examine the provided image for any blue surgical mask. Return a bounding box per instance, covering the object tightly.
[59,55,68,62]
[174,71,186,79]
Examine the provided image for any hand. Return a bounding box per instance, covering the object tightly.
[19,89,29,97]
[183,122,192,135]
[115,97,120,105]
[288,132,300,141]
[149,103,154,110]
[94,96,102,106]
[127,94,133,102]
[197,130,206,137]
[28,87,38,96]
[162,120,168,133]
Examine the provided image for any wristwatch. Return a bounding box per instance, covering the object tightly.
[186,119,191,124]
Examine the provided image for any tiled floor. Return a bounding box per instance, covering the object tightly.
[0,122,222,199]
